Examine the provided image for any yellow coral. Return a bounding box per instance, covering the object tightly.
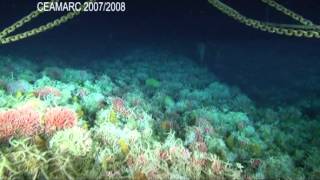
[108,109,118,124]
[15,91,23,98]
[82,121,89,130]
[118,138,129,155]
[76,108,85,118]
[72,96,78,103]
[248,143,262,157]
[226,135,235,150]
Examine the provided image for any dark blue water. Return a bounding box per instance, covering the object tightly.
[1,0,320,107]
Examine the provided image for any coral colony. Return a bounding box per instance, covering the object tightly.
[0,51,319,179]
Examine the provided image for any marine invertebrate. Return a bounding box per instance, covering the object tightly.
[5,80,32,95]
[145,78,160,88]
[19,98,45,111]
[75,87,88,98]
[62,69,94,83]
[15,107,41,137]
[248,143,262,157]
[263,155,295,179]
[118,138,129,155]
[34,86,61,99]
[250,158,262,170]
[0,107,41,140]
[133,171,147,180]
[112,97,129,116]
[160,120,174,132]
[43,107,77,133]
[0,47,318,179]
[226,135,235,150]
[195,117,214,135]
[0,151,18,178]
[49,127,92,156]
[82,92,105,113]
[8,138,50,178]
[108,109,118,124]
[210,155,225,175]
[164,96,175,110]
[195,142,208,153]
[42,67,64,80]
[95,75,114,94]
[0,110,18,140]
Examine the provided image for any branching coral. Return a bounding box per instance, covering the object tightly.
[49,127,92,157]
[34,86,61,99]
[0,151,18,178]
[1,138,50,179]
[0,107,41,140]
[0,52,317,179]
[43,107,77,133]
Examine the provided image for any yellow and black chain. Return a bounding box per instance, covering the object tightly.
[208,0,320,38]
[260,0,316,27]
[0,0,95,45]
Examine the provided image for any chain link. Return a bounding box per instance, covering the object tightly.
[1,0,319,44]
[208,0,320,38]
[260,0,316,27]
[0,11,42,39]
[0,0,94,45]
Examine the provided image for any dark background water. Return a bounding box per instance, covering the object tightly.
[0,0,320,106]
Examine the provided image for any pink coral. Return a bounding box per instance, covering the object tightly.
[197,142,208,153]
[0,110,18,140]
[0,107,41,140]
[250,159,262,170]
[195,127,204,142]
[159,150,169,161]
[44,107,77,133]
[15,107,41,136]
[195,117,214,135]
[112,97,129,116]
[211,157,224,175]
[34,86,61,99]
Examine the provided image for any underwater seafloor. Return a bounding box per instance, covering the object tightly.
[0,48,319,180]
